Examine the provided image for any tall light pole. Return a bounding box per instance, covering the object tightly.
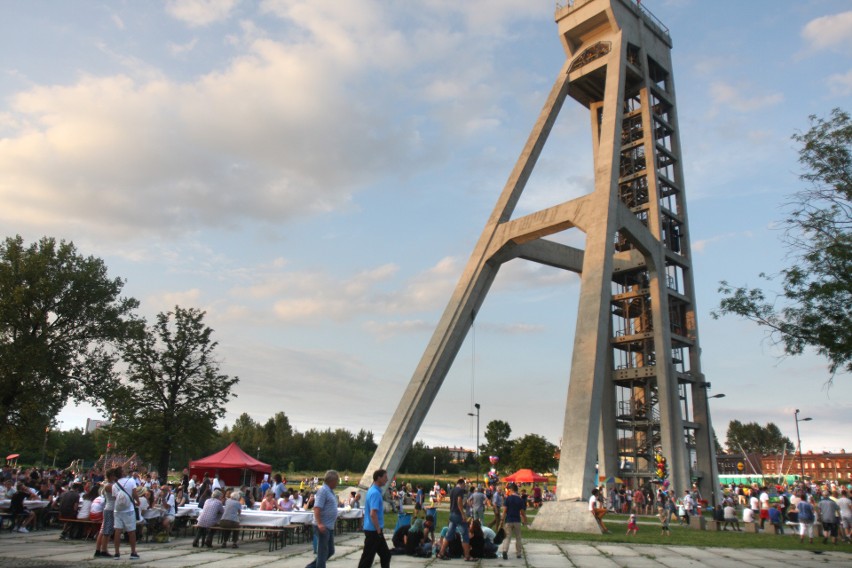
[467,403,480,484]
[701,388,725,508]
[41,424,50,466]
[433,455,436,478]
[794,409,812,481]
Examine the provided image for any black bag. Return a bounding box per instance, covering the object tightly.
[134,506,142,522]
[494,527,506,545]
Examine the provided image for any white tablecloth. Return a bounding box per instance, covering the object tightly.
[338,508,364,520]
[173,505,361,525]
[176,505,199,518]
[240,510,292,527]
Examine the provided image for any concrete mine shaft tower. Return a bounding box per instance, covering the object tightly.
[360,0,720,532]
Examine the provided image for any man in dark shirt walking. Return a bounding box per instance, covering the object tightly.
[438,479,472,561]
[500,483,527,560]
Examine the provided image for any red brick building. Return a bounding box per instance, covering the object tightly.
[760,450,851,482]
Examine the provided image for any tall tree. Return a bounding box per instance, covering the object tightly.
[715,109,851,379]
[725,420,794,455]
[480,419,515,470]
[0,235,138,444]
[107,306,238,476]
[508,433,558,473]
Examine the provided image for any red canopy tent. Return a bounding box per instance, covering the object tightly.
[501,469,549,483]
[189,442,272,487]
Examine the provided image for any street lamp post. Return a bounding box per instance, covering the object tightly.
[467,403,481,484]
[794,409,812,481]
[697,383,725,510]
[433,455,436,478]
[41,425,50,466]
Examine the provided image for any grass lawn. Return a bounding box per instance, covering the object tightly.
[385,507,852,554]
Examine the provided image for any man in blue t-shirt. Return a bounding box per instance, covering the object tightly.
[358,469,391,568]
[307,470,340,568]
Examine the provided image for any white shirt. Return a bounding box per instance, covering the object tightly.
[743,508,754,522]
[112,477,138,513]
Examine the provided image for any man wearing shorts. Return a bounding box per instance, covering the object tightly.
[112,467,140,560]
[818,491,840,545]
[797,494,816,544]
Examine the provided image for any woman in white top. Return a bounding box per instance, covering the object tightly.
[77,485,100,519]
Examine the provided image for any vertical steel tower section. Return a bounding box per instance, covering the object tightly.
[552,0,718,508]
[358,0,720,528]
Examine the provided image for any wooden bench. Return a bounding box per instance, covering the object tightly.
[58,517,101,540]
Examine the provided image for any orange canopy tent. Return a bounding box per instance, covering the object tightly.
[189,442,272,487]
[501,469,549,483]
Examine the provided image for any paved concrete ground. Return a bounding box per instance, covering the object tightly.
[1,529,851,568]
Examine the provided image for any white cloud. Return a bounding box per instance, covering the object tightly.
[709,82,783,113]
[168,38,199,56]
[801,11,852,52]
[1,0,545,242]
[692,232,739,254]
[146,288,203,313]
[828,69,852,96]
[165,0,240,27]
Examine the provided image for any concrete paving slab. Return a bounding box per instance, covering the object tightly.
[559,543,600,555]
[596,544,637,556]
[527,556,570,568]
[569,555,621,568]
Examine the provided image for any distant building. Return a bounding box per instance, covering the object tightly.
[716,453,762,476]
[441,446,474,464]
[761,450,852,482]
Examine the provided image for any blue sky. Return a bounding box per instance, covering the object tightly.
[2,0,850,460]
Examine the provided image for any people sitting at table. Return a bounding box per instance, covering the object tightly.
[10,482,36,533]
[260,489,278,511]
[159,484,176,539]
[174,485,187,508]
[192,489,224,548]
[89,488,105,524]
[58,482,82,539]
[197,485,212,509]
[220,490,243,549]
[239,485,254,509]
[279,491,296,511]
[138,487,159,524]
[77,485,100,520]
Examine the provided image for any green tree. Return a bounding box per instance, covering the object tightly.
[715,109,851,379]
[725,420,794,455]
[0,235,139,445]
[508,433,558,473]
[107,306,238,477]
[480,419,515,469]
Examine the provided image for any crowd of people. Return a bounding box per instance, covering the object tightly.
[586,478,852,544]
[4,461,852,567]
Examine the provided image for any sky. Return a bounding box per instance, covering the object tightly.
[2,0,850,463]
